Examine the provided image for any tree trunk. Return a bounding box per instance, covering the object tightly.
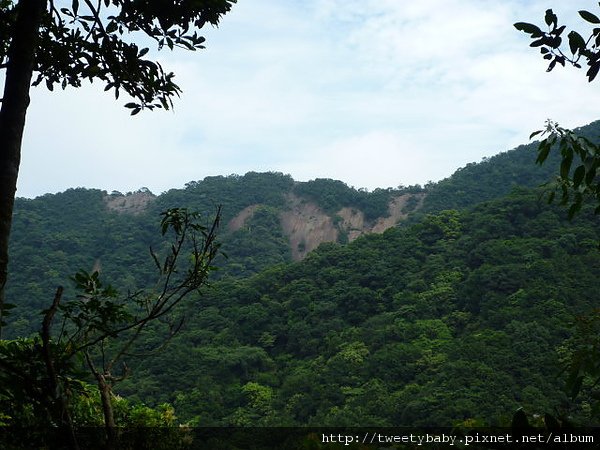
[97,373,118,450]
[41,287,80,450]
[85,351,117,449]
[0,0,46,336]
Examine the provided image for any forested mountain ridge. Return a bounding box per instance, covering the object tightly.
[417,120,600,215]
[104,180,425,261]
[116,188,600,426]
[5,120,600,430]
[7,120,599,336]
[6,173,420,336]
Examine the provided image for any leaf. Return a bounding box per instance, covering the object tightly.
[585,166,597,185]
[544,413,561,431]
[530,38,546,48]
[72,0,79,16]
[512,408,530,429]
[573,165,586,188]
[568,202,582,220]
[529,129,543,139]
[552,25,566,37]
[579,10,600,24]
[568,31,586,55]
[560,153,573,178]
[536,142,551,164]
[545,9,557,28]
[106,20,118,34]
[587,62,600,82]
[514,22,544,37]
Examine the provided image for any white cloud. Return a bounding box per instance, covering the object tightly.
[15,0,600,197]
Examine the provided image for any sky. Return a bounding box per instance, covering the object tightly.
[16,0,600,198]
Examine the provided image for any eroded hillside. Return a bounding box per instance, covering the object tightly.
[99,177,424,262]
[104,190,156,214]
[229,192,425,260]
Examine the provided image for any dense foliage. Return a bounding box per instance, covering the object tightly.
[0,0,235,338]
[1,208,220,449]
[5,123,600,431]
[292,178,418,221]
[115,189,600,426]
[6,172,424,336]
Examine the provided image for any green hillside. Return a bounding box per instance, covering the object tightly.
[7,117,584,337]
[3,121,600,431]
[115,188,600,426]
[5,173,416,336]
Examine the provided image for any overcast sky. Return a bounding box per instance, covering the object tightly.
[16,0,600,198]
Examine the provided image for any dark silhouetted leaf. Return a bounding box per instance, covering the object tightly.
[587,62,600,81]
[531,38,546,47]
[536,142,551,164]
[579,10,600,24]
[512,408,530,429]
[568,202,582,220]
[545,9,557,28]
[514,22,543,37]
[568,31,586,54]
[530,129,543,139]
[560,153,573,178]
[544,413,561,431]
[573,165,586,188]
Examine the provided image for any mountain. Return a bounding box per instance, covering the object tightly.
[5,120,600,427]
[6,174,425,336]
[116,188,600,426]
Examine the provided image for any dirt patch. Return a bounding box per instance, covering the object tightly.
[104,191,155,215]
[280,194,337,260]
[279,193,426,261]
[372,193,426,233]
[228,204,261,232]
[336,193,427,240]
[337,207,366,241]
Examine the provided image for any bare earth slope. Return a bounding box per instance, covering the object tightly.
[104,191,156,215]
[103,187,424,261]
[232,192,425,261]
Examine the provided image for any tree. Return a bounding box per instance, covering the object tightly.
[0,207,221,448]
[514,8,600,218]
[0,0,236,335]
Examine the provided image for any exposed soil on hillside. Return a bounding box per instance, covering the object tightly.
[223,192,426,261]
[104,191,155,215]
[227,204,261,232]
[336,207,365,242]
[280,194,337,260]
[371,193,425,233]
